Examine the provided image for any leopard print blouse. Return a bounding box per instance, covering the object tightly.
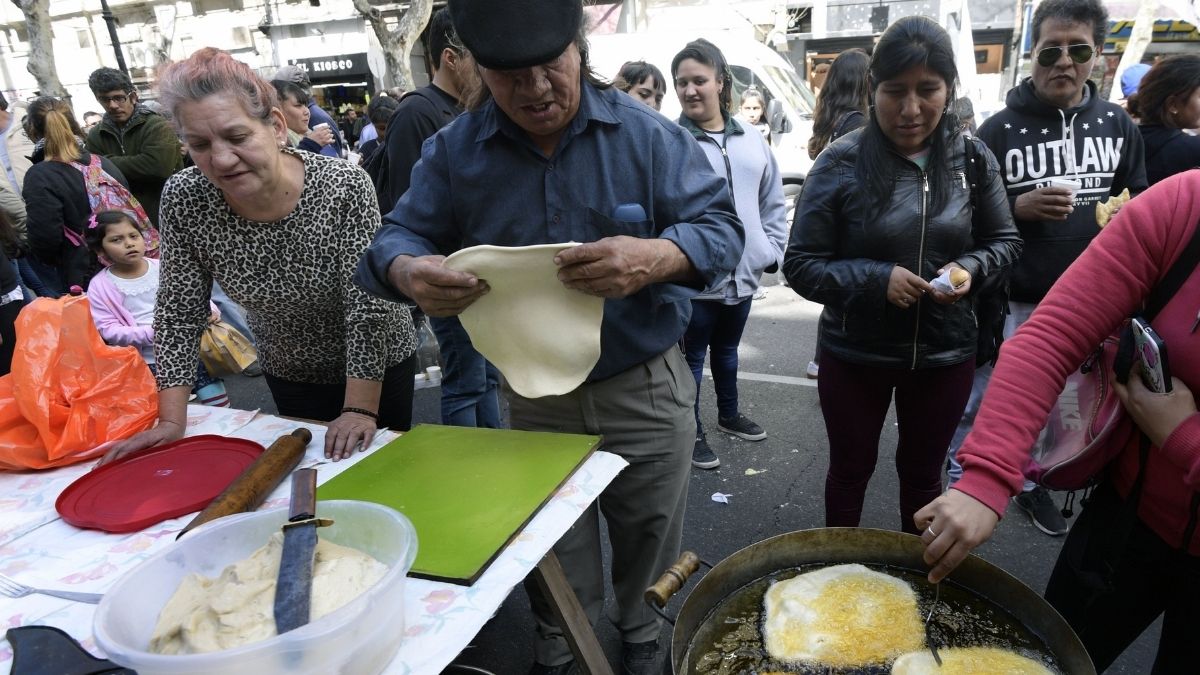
[153,148,414,387]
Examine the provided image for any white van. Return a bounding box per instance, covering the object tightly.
[588,30,817,200]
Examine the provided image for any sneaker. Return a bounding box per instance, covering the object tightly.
[527,660,577,675]
[621,640,659,675]
[806,360,819,379]
[1012,487,1069,536]
[692,435,720,469]
[717,413,767,441]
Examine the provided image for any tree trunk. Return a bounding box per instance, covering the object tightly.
[1107,0,1159,102]
[353,0,433,90]
[14,0,69,98]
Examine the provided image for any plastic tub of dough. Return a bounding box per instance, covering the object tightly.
[94,500,417,675]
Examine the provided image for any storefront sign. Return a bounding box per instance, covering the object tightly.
[288,53,369,79]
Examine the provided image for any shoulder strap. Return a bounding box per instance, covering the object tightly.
[963,136,984,210]
[1145,219,1200,320]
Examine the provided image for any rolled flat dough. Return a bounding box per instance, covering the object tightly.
[443,243,605,398]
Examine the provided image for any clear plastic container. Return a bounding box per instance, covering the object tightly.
[94,500,417,675]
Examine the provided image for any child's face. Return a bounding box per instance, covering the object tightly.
[101,221,145,265]
[741,98,763,124]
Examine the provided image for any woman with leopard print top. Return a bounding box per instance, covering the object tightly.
[101,48,415,466]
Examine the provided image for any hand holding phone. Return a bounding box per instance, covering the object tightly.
[1131,317,1172,393]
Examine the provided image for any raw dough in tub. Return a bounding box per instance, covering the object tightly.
[443,243,605,398]
[148,532,387,655]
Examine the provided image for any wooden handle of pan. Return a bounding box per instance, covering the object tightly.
[176,428,313,539]
[644,551,701,608]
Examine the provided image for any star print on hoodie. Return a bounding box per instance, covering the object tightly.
[977,78,1148,304]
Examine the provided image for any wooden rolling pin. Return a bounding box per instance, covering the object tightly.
[176,428,313,539]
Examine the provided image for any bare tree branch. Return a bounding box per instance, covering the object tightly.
[353,0,433,90]
[15,0,69,97]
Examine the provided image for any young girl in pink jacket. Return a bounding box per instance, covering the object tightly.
[85,210,228,406]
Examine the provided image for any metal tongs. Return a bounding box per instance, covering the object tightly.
[925,581,942,666]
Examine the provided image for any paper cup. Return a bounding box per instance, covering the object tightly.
[1048,177,1081,199]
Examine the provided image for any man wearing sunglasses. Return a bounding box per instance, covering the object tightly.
[85,68,183,226]
[948,0,1147,538]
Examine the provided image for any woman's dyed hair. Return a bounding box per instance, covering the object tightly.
[85,210,143,253]
[856,16,959,221]
[808,49,870,159]
[157,47,279,129]
[24,97,84,163]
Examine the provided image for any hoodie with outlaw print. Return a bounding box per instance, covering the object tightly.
[977,78,1147,304]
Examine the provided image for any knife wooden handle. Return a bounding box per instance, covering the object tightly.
[177,428,313,539]
[289,468,318,521]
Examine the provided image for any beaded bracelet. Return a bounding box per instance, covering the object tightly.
[341,407,379,421]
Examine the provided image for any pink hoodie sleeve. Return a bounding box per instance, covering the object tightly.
[87,274,155,347]
[954,173,1200,516]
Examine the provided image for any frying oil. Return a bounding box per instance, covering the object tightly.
[683,564,1059,675]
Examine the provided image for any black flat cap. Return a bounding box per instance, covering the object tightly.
[449,0,583,70]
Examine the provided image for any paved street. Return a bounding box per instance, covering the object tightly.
[226,274,1158,674]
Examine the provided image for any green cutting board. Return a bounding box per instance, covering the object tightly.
[317,424,600,585]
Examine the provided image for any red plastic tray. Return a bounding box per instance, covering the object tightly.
[55,435,265,533]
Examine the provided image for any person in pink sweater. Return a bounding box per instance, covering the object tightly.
[916,170,1200,672]
[85,209,229,407]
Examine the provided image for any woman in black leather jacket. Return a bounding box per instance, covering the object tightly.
[783,16,1022,535]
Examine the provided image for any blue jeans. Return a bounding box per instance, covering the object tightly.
[682,297,753,429]
[18,259,60,298]
[430,316,501,428]
[947,301,1038,492]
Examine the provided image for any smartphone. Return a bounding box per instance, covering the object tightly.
[1131,317,1172,393]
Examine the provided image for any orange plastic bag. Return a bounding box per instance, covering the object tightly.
[0,294,158,470]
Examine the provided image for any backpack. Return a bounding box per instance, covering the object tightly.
[963,136,1009,367]
[62,154,161,263]
[367,87,460,213]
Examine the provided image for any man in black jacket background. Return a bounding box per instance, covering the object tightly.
[946,0,1147,537]
[374,8,500,431]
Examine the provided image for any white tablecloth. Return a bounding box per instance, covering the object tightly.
[0,406,627,674]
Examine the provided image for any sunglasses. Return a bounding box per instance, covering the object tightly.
[1035,44,1094,67]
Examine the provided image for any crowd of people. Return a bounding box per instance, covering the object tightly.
[0,0,1197,671]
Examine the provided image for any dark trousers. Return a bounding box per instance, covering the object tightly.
[1045,482,1200,674]
[264,355,416,431]
[429,315,501,428]
[817,352,975,534]
[683,297,753,426]
[0,298,20,376]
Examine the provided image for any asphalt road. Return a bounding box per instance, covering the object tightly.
[224,274,1158,674]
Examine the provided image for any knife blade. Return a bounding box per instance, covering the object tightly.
[274,468,319,635]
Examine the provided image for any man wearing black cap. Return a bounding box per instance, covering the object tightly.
[355,1,743,672]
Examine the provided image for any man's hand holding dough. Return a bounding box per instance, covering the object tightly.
[387,254,489,317]
[555,236,695,298]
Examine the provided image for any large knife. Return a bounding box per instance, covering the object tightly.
[274,468,323,635]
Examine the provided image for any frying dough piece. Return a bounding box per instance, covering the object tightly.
[891,646,1054,674]
[763,563,924,667]
[443,243,605,398]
